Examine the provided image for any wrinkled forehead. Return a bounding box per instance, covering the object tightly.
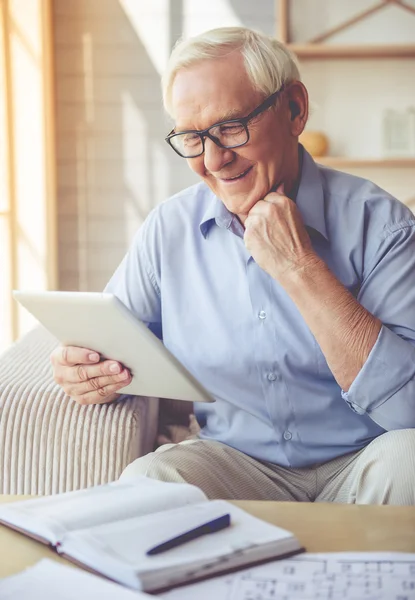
[170,55,262,129]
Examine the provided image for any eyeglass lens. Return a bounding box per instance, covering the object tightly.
[170,121,248,157]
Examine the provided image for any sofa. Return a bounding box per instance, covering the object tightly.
[0,326,196,495]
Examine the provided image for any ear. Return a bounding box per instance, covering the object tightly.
[289,100,300,120]
[285,81,308,137]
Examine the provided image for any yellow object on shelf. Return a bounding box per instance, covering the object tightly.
[299,131,329,157]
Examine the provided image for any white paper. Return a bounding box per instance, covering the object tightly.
[0,559,155,600]
[160,552,415,600]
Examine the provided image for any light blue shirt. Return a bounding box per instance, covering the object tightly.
[105,148,415,468]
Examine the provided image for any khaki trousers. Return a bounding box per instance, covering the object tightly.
[119,429,415,505]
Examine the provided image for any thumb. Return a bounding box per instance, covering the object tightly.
[276,182,285,195]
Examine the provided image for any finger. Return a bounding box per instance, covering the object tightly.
[263,190,291,206]
[244,214,261,232]
[66,369,131,399]
[71,383,132,405]
[276,182,285,195]
[55,359,126,385]
[51,345,100,368]
[246,199,268,217]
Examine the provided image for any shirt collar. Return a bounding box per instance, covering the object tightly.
[199,146,328,241]
[199,193,235,238]
[296,146,328,241]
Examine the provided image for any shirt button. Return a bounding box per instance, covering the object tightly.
[283,431,292,441]
[258,310,267,320]
[267,372,277,381]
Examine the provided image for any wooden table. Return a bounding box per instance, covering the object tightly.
[1,495,414,579]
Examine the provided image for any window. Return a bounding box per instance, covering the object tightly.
[0,0,57,353]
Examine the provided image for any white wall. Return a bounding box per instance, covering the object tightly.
[53,0,415,291]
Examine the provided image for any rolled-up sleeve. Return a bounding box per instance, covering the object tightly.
[341,218,415,429]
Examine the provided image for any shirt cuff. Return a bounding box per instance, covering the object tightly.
[341,325,415,415]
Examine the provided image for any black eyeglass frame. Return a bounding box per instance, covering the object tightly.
[165,85,285,158]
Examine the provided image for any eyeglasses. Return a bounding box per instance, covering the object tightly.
[165,86,285,159]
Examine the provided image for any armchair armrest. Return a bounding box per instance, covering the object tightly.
[0,326,159,495]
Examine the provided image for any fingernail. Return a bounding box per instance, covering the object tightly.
[110,363,120,373]
[89,353,99,362]
[120,370,129,379]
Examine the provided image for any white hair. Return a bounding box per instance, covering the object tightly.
[162,27,301,117]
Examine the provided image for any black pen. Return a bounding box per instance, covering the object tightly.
[146,513,231,556]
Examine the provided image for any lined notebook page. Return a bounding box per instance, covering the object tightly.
[59,500,296,586]
[0,476,207,542]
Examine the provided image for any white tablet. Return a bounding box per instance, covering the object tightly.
[13,290,214,403]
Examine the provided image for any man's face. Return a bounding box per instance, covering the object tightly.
[170,51,296,221]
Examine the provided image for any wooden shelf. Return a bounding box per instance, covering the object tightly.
[288,44,415,59]
[315,157,415,168]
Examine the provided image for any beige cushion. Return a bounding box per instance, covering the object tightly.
[0,326,159,494]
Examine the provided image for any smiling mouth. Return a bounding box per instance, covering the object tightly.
[221,166,253,182]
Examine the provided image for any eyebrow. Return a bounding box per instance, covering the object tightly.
[175,107,249,133]
[215,107,246,121]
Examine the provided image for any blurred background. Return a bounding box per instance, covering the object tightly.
[0,0,414,353]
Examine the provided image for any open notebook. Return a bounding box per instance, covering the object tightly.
[0,477,302,592]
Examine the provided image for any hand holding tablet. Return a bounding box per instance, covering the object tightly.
[50,343,133,405]
[13,291,214,405]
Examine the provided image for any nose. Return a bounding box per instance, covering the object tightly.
[203,137,235,173]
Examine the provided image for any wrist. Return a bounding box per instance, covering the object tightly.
[276,252,326,290]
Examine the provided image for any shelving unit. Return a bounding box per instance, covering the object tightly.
[276,0,415,166]
[316,157,415,168]
[286,44,415,59]
[277,0,415,59]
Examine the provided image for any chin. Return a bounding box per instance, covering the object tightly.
[225,194,260,216]
[222,197,250,216]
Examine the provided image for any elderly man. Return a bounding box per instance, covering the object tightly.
[51,27,415,505]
